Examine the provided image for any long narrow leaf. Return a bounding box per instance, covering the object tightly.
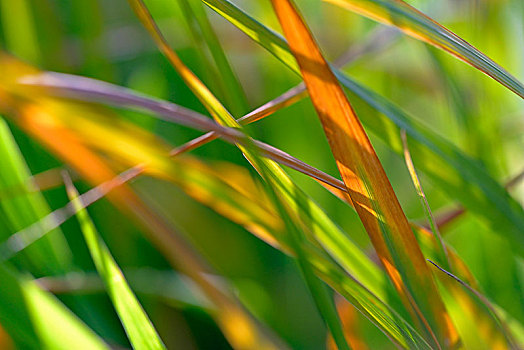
[0,262,107,349]
[270,0,456,347]
[198,0,524,255]
[64,174,166,350]
[0,118,72,275]
[180,0,249,116]
[325,0,524,98]
[0,69,285,349]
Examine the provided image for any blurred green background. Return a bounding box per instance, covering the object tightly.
[0,0,523,348]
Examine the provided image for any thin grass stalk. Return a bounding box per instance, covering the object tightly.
[428,260,519,349]
[401,130,450,270]
[19,72,346,193]
[180,0,249,116]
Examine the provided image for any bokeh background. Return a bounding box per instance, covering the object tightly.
[0,0,523,348]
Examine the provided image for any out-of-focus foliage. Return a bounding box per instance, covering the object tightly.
[0,0,522,348]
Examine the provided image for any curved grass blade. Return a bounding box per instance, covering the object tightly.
[324,0,524,99]
[401,130,450,271]
[1,65,429,348]
[64,174,166,350]
[0,262,108,349]
[129,2,352,346]
[0,93,285,350]
[9,63,389,305]
[18,71,346,193]
[428,260,520,349]
[270,0,456,347]
[198,0,524,256]
[0,118,72,275]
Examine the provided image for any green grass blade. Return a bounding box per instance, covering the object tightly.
[199,0,524,256]
[271,0,454,345]
[3,52,427,347]
[0,262,107,349]
[308,248,432,350]
[325,0,524,99]
[175,0,231,102]
[130,2,351,346]
[64,174,166,350]
[258,155,351,350]
[179,0,249,116]
[201,0,298,71]
[0,117,72,275]
[428,260,520,349]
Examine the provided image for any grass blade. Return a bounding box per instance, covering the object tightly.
[198,0,524,256]
[325,0,524,99]
[401,130,450,271]
[0,0,41,64]
[0,262,107,349]
[129,1,352,346]
[428,260,520,349]
[179,0,249,116]
[2,59,429,347]
[63,173,166,350]
[270,0,456,347]
[0,117,72,275]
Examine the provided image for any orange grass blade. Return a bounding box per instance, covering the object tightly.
[319,151,519,349]
[270,0,457,347]
[13,110,282,350]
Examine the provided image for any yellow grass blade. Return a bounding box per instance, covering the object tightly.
[325,0,524,99]
[270,0,457,347]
